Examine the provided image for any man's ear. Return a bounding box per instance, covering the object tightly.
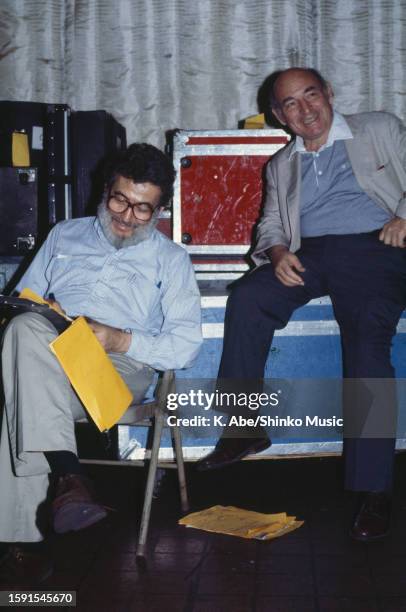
[325,82,334,103]
[271,106,286,126]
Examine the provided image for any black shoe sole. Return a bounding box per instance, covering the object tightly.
[349,527,390,542]
[195,438,271,472]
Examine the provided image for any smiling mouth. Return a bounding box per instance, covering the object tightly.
[111,216,138,232]
[303,116,318,125]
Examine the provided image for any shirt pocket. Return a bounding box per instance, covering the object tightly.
[127,273,163,322]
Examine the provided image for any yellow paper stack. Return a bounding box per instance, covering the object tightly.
[179,505,303,540]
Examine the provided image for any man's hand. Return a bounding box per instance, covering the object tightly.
[269,245,305,287]
[87,319,131,353]
[379,217,406,248]
[44,295,67,318]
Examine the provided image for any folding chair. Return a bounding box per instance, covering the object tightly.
[79,370,189,561]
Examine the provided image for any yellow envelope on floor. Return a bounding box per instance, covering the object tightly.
[49,316,133,431]
[179,505,303,540]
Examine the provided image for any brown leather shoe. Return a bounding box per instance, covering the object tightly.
[195,436,271,471]
[0,545,53,584]
[52,474,108,534]
[350,492,391,542]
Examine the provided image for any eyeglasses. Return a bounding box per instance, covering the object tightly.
[107,192,156,221]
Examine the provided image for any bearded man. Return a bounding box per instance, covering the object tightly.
[0,143,202,582]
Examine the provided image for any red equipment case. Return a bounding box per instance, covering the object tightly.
[172,129,289,268]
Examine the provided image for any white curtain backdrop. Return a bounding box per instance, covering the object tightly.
[0,0,405,147]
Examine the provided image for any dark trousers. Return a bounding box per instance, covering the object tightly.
[219,232,406,492]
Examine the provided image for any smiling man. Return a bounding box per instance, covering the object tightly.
[197,67,406,543]
[0,143,202,582]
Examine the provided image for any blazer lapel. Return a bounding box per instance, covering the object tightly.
[344,116,376,175]
[286,150,301,215]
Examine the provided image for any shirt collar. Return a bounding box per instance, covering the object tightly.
[288,111,353,159]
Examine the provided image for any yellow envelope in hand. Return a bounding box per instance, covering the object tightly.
[49,316,133,431]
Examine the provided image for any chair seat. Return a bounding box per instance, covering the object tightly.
[76,400,160,426]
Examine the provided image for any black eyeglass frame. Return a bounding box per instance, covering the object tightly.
[107,192,157,220]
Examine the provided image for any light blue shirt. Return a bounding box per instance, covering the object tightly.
[291,112,392,237]
[16,217,203,371]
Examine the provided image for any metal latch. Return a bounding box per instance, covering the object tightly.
[16,235,36,252]
[17,168,36,185]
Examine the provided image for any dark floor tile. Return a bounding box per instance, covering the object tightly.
[312,538,368,556]
[78,572,138,602]
[374,573,406,596]
[309,519,349,540]
[130,594,187,612]
[145,552,202,572]
[257,535,311,556]
[200,551,256,573]
[368,553,406,572]
[317,573,374,597]
[45,570,87,590]
[198,572,255,595]
[80,570,194,600]
[314,554,369,573]
[255,596,315,611]
[91,549,201,575]
[76,600,133,612]
[257,553,312,574]
[192,595,252,612]
[207,534,258,555]
[365,535,406,555]
[154,535,207,554]
[378,597,406,611]
[91,551,140,574]
[156,525,208,538]
[131,571,195,595]
[256,573,315,596]
[318,597,379,612]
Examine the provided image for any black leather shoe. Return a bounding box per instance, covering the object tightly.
[52,474,108,533]
[350,492,391,542]
[195,436,271,471]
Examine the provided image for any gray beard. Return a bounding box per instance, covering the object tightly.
[97,193,159,249]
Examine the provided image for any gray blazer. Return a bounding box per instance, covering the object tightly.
[252,111,406,266]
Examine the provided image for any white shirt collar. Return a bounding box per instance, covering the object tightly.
[288,111,353,159]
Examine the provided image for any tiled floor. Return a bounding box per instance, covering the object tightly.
[3,452,406,612]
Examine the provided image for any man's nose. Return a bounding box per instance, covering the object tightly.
[299,99,312,114]
[122,206,134,222]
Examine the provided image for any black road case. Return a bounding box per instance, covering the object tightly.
[70,110,126,217]
[0,101,71,235]
[0,167,38,255]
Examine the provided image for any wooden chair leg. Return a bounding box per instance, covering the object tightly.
[171,424,189,513]
[136,410,165,560]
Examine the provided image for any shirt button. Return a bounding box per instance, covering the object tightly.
[318,170,323,175]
